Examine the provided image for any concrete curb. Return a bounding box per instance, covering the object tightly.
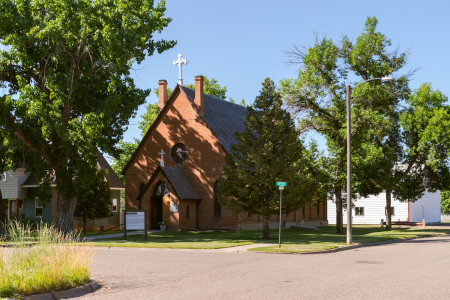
[12,280,100,300]
[251,234,450,255]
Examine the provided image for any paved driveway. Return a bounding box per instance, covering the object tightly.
[80,235,450,300]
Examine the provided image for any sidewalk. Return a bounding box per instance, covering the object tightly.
[82,230,159,240]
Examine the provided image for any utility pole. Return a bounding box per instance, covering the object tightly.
[346,84,352,244]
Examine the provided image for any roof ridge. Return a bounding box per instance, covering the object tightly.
[180,86,246,109]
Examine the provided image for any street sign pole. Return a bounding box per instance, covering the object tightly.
[276,182,287,249]
[279,187,283,249]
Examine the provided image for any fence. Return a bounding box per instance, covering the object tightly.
[441,212,450,222]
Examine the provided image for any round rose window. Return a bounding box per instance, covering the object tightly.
[171,143,189,164]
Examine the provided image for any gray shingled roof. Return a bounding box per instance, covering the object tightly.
[160,166,201,200]
[22,173,56,186]
[96,151,125,189]
[21,151,125,190]
[181,87,247,151]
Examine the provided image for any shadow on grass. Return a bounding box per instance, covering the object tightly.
[89,226,450,249]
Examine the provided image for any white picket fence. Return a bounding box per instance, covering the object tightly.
[441,212,450,222]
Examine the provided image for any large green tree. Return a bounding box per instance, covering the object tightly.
[0,0,176,232]
[280,17,411,234]
[218,78,315,239]
[74,169,113,235]
[372,83,450,229]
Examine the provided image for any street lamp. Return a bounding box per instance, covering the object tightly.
[346,76,394,244]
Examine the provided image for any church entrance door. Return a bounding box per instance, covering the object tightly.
[152,181,170,230]
[151,197,163,229]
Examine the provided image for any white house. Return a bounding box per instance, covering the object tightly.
[327,190,441,224]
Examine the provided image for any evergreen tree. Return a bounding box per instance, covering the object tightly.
[218,78,314,240]
[74,169,113,235]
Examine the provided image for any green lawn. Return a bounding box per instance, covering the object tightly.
[89,226,450,252]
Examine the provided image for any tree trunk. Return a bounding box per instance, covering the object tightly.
[0,189,6,235]
[263,216,270,239]
[56,193,77,234]
[385,188,392,231]
[335,186,343,234]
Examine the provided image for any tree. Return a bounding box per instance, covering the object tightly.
[0,0,175,232]
[74,169,113,235]
[442,191,450,213]
[218,78,314,239]
[280,17,411,234]
[372,83,450,229]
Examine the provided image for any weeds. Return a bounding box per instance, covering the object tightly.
[0,220,94,298]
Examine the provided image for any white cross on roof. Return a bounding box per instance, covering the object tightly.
[173,53,188,86]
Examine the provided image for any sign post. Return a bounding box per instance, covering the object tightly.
[276,182,287,249]
[124,210,148,241]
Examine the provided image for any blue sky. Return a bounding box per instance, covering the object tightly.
[123,0,450,147]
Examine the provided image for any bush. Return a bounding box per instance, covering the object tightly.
[0,220,94,298]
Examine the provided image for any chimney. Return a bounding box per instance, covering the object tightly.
[158,80,168,113]
[194,75,204,115]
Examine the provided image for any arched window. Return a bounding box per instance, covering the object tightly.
[213,181,221,218]
[186,205,190,218]
[154,181,169,196]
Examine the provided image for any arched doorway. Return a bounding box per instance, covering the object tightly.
[151,181,169,229]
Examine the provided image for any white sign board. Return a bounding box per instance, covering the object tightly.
[126,212,145,230]
[170,204,179,213]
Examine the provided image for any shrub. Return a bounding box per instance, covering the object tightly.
[0,220,94,298]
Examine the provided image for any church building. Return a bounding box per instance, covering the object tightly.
[122,73,328,231]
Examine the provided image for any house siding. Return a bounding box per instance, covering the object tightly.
[73,190,121,228]
[0,169,28,199]
[22,188,53,224]
[327,192,409,225]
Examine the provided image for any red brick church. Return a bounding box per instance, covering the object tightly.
[122,76,328,230]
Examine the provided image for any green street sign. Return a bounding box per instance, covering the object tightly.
[276,182,287,186]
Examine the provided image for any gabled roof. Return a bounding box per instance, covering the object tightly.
[180,86,247,152]
[22,173,56,187]
[21,151,125,190]
[121,84,247,175]
[96,151,125,190]
[137,165,201,201]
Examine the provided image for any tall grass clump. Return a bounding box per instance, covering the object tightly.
[0,220,94,298]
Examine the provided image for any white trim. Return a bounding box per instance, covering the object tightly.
[112,198,118,212]
[0,172,6,182]
[109,187,125,190]
[21,184,57,188]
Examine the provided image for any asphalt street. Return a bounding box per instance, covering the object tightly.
[80,235,450,300]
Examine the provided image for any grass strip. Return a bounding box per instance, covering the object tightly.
[87,226,450,252]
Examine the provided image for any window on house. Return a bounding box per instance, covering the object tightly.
[317,205,320,216]
[355,207,364,216]
[0,172,6,182]
[302,206,305,217]
[35,197,43,217]
[213,181,221,218]
[112,199,118,212]
[247,212,252,218]
[385,207,395,216]
[286,212,289,218]
[186,205,190,218]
